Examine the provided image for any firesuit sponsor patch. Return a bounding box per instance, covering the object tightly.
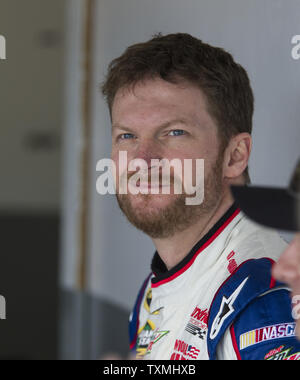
[210,277,249,340]
[240,322,296,350]
[185,307,208,340]
[136,288,166,358]
[170,339,200,360]
[264,345,300,360]
[146,329,170,355]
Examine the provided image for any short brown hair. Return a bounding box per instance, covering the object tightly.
[101,33,254,183]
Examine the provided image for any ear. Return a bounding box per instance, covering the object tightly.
[223,133,252,181]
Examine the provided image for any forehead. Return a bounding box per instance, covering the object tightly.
[111,77,215,130]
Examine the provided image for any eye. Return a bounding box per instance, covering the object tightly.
[168,129,186,137]
[118,133,136,140]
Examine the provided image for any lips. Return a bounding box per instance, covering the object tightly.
[136,176,174,190]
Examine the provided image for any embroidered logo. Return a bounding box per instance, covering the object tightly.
[185,307,208,340]
[264,345,300,360]
[227,250,237,274]
[170,339,200,360]
[210,277,249,340]
[136,288,165,358]
[146,329,169,355]
[240,322,296,350]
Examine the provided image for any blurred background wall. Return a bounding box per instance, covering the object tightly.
[0,0,65,359]
[0,0,299,360]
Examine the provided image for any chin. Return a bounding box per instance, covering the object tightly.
[129,192,179,208]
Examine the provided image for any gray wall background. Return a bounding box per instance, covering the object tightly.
[0,0,64,212]
[60,0,300,359]
[0,0,65,359]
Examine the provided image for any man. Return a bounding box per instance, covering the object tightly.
[231,159,300,340]
[101,33,300,360]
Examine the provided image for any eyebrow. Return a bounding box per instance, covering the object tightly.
[112,118,190,132]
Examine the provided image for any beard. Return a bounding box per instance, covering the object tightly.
[115,152,224,239]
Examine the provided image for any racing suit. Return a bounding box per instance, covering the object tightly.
[129,203,300,360]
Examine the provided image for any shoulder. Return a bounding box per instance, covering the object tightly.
[207,257,298,359]
[227,215,288,264]
[229,287,300,360]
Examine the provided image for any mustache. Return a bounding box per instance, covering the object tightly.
[121,168,179,186]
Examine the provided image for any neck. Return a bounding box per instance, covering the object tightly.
[152,189,235,271]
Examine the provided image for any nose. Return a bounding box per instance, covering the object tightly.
[133,138,163,168]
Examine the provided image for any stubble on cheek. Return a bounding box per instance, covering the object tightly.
[114,152,224,239]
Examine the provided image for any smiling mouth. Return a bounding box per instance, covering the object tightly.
[138,182,169,189]
[134,176,176,191]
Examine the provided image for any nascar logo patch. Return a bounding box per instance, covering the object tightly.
[240,322,296,350]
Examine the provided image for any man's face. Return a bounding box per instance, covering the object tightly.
[111,77,225,238]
